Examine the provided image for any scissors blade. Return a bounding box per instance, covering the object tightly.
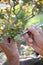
[20,21,43,36]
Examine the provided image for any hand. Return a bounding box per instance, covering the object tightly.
[23,25,43,56]
[0,38,19,65]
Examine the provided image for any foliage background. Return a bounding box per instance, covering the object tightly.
[0,0,43,40]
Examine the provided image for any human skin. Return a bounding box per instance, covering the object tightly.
[0,38,20,65]
[0,25,43,65]
[23,25,43,56]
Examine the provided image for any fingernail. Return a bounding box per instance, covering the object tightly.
[30,43,33,46]
[29,38,33,43]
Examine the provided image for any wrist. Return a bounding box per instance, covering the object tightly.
[8,55,20,65]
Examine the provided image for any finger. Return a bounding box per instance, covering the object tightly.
[26,38,33,46]
[36,26,43,35]
[9,37,15,44]
[6,37,15,46]
[27,25,40,36]
[23,33,33,45]
[2,39,8,44]
[23,33,30,43]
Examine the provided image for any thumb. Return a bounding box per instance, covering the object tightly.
[27,26,40,36]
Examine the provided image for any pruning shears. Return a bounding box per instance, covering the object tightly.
[21,21,43,36]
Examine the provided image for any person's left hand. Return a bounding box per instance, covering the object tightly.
[0,38,19,65]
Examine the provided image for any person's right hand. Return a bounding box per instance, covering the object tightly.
[23,25,43,56]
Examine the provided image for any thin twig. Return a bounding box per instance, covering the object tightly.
[23,14,38,22]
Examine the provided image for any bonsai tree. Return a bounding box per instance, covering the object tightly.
[0,0,43,65]
[0,0,43,40]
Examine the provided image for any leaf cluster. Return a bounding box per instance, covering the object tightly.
[0,0,43,40]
